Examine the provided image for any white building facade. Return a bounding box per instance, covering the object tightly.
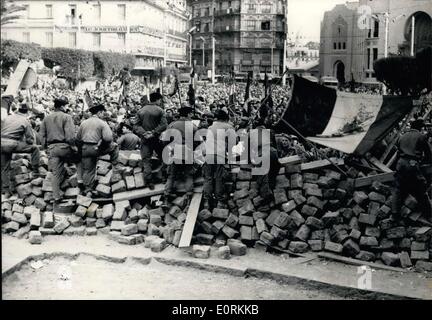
[1,0,189,71]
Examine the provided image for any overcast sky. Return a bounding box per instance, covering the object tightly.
[287,0,349,43]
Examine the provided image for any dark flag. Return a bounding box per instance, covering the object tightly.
[263,71,274,111]
[243,71,252,115]
[264,72,270,97]
[273,75,414,155]
[244,71,252,102]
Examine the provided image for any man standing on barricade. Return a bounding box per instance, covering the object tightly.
[392,119,432,222]
[203,108,237,209]
[1,103,41,198]
[76,104,120,197]
[163,105,198,207]
[133,91,168,190]
[38,96,78,204]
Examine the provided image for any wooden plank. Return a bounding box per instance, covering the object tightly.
[354,165,432,188]
[300,158,344,171]
[4,60,31,96]
[369,157,393,173]
[318,252,409,273]
[269,245,309,258]
[355,172,395,188]
[178,192,203,248]
[113,184,165,202]
[279,155,302,166]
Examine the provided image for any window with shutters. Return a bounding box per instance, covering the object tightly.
[261,21,271,31]
[46,32,53,47]
[46,5,52,18]
[69,32,76,48]
[118,4,126,20]
[23,32,30,43]
[93,33,101,48]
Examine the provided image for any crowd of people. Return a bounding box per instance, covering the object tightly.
[0,74,302,210]
[1,72,431,219]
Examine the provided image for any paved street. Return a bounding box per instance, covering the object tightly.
[2,235,431,300]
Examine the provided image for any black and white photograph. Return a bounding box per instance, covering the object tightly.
[1,0,431,305]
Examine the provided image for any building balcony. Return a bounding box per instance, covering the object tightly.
[214,8,241,16]
[214,25,240,33]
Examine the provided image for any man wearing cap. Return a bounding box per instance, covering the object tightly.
[39,97,77,203]
[392,119,432,222]
[203,108,237,209]
[133,91,168,189]
[1,103,41,197]
[163,105,198,206]
[76,104,120,197]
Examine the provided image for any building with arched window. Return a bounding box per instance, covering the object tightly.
[319,0,431,86]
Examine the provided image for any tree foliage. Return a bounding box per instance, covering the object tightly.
[1,0,25,26]
[93,51,136,79]
[373,46,432,95]
[1,40,41,75]
[41,47,94,80]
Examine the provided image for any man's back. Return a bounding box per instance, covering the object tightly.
[39,111,75,145]
[398,129,431,160]
[1,113,30,141]
[205,121,236,159]
[137,104,165,132]
[77,116,112,144]
[118,132,140,150]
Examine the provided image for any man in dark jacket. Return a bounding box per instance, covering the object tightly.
[133,91,168,189]
[392,119,432,221]
[39,97,78,203]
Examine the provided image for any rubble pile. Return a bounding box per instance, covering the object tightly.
[2,153,432,271]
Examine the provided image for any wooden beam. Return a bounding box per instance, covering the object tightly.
[318,252,409,273]
[178,192,203,248]
[113,184,165,202]
[369,157,393,173]
[279,155,302,166]
[4,60,31,96]
[355,172,395,188]
[300,158,344,171]
[354,165,432,188]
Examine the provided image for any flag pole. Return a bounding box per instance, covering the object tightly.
[248,67,290,126]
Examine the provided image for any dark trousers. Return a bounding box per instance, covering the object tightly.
[256,147,281,199]
[392,158,432,217]
[165,163,194,197]
[140,136,164,183]
[81,142,119,193]
[48,143,78,200]
[1,138,40,193]
[203,157,226,202]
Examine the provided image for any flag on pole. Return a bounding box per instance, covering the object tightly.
[83,89,93,111]
[273,75,415,155]
[243,71,252,115]
[188,67,196,106]
[263,71,274,110]
[228,67,236,106]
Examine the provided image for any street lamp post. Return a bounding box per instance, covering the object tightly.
[212,36,216,84]
[189,34,193,67]
[188,26,197,67]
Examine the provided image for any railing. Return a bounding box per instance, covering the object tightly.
[214,8,241,16]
